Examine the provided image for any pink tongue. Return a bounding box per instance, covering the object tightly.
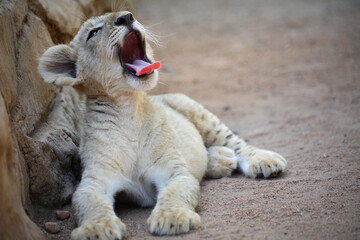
[125,60,161,76]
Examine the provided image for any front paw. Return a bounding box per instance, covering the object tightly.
[240,149,287,178]
[71,217,126,240]
[147,207,201,235]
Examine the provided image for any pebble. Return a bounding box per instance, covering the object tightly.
[56,210,71,220]
[44,222,60,234]
[222,105,231,111]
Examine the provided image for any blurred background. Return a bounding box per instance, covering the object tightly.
[0,0,359,239]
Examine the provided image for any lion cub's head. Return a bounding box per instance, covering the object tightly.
[39,11,159,96]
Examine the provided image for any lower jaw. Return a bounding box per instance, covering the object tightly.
[128,73,158,91]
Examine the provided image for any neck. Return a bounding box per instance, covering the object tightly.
[114,90,146,114]
[87,90,147,118]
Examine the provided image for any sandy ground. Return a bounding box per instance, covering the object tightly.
[33,0,360,239]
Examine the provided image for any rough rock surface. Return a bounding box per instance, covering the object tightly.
[0,92,45,240]
[28,86,84,207]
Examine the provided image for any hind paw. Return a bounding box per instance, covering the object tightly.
[239,149,287,178]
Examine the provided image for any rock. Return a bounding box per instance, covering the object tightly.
[11,0,28,35]
[9,11,70,208]
[0,94,45,240]
[12,12,55,136]
[56,210,71,220]
[0,1,18,111]
[37,0,83,36]
[44,222,61,234]
[78,0,120,18]
[222,105,231,111]
[29,87,85,207]
[0,0,38,213]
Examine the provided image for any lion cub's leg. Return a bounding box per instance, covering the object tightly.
[147,166,201,235]
[159,93,287,178]
[205,146,237,178]
[71,171,125,240]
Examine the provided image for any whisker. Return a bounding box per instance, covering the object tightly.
[157,81,169,87]
[145,22,162,28]
[143,25,164,48]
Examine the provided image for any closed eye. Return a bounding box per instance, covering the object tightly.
[87,27,102,41]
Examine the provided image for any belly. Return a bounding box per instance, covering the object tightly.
[121,178,157,207]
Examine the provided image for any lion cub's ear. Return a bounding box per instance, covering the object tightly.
[38,44,80,86]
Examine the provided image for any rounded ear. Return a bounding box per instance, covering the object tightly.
[38,44,80,86]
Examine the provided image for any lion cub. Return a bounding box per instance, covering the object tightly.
[38,11,287,240]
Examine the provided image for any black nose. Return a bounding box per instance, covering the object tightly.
[114,13,134,26]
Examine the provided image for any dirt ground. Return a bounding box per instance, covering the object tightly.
[33,0,360,239]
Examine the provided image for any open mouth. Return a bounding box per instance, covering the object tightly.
[120,31,160,77]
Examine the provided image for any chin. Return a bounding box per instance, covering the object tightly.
[126,69,159,91]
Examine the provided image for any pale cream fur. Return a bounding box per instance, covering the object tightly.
[38,11,287,240]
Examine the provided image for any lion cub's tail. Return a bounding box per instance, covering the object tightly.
[158,93,246,156]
